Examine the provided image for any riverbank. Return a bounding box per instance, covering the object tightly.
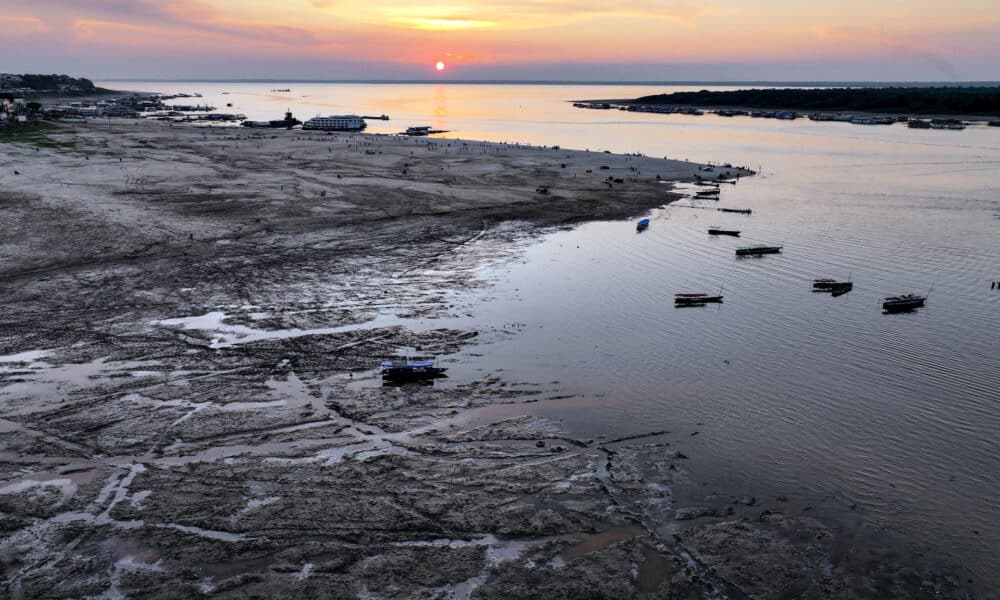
[627,86,1000,119]
[0,122,983,599]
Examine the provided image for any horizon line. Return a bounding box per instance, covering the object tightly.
[97,78,1000,87]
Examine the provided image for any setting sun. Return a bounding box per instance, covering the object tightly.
[435,61,445,71]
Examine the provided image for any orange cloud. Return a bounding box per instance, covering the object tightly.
[0,14,49,34]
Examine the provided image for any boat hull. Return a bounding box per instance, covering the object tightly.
[736,246,782,256]
[882,296,926,312]
[882,301,924,312]
[381,367,448,381]
[675,294,723,304]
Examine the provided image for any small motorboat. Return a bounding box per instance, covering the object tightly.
[381,359,448,381]
[736,244,782,256]
[708,226,740,236]
[636,218,650,231]
[882,294,926,313]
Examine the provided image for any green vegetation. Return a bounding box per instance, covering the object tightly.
[2,74,114,96]
[0,122,76,149]
[632,87,1000,116]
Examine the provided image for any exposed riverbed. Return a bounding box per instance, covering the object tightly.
[0,119,993,599]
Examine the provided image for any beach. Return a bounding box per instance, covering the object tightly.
[0,121,986,599]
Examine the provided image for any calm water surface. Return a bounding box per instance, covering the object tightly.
[108,82,1000,586]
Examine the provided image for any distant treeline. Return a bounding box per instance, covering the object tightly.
[2,74,114,96]
[632,87,1000,116]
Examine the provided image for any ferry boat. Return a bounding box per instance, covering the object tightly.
[302,115,366,131]
[242,111,301,129]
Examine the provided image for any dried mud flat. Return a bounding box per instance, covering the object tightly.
[0,123,980,599]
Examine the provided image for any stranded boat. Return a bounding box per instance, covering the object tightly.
[302,115,367,131]
[242,111,301,129]
[736,244,782,256]
[404,126,448,136]
[636,218,650,231]
[381,359,448,381]
[707,226,740,236]
[929,119,965,130]
[882,294,926,312]
[719,208,752,214]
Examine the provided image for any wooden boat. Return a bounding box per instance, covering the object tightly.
[830,283,853,297]
[636,218,650,231]
[736,244,782,256]
[813,279,853,294]
[882,294,926,312]
[381,359,447,381]
[675,293,723,305]
[719,208,752,214]
[708,226,740,236]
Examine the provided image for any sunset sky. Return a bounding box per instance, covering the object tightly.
[2,0,999,80]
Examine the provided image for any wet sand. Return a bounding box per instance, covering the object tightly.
[0,122,979,599]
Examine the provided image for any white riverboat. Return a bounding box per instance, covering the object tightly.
[302,115,366,131]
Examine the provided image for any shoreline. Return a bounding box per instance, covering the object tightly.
[0,122,985,598]
[572,99,1000,121]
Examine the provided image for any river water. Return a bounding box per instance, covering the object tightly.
[106,81,1000,587]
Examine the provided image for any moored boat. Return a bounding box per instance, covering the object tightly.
[813,278,853,294]
[812,278,838,289]
[882,294,926,312]
[708,226,740,236]
[736,244,782,256]
[675,292,723,305]
[829,282,853,296]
